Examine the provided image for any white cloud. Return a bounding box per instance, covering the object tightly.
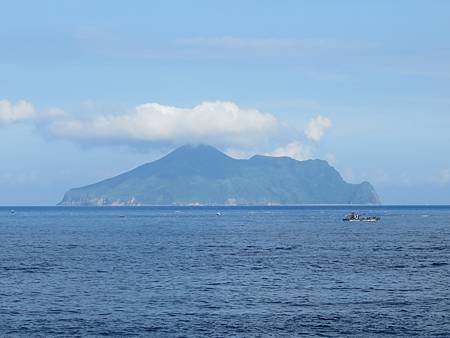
[267,141,312,161]
[46,101,277,146]
[0,100,35,124]
[304,115,332,141]
[1,99,335,160]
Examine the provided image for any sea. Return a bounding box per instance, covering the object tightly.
[0,206,449,337]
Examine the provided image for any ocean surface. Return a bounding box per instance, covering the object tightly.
[0,206,449,337]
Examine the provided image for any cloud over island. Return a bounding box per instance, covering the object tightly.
[45,101,278,146]
[305,115,332,142]
[1,98,333,160]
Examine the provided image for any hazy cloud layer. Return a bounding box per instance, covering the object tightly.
[177,36,345,51]
[305,115,332,141]
[0,100,35,124]
[438,169,450,186]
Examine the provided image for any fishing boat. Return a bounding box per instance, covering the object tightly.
[343,212,380,222]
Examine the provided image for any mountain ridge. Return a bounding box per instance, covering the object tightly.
[59,144,380,206]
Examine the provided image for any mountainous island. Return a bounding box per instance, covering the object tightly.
[59,144,380,206]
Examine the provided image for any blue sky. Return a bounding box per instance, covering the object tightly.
[1,0,450,205]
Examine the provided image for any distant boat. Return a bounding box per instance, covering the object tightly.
[216,212,222,216]
[343,212,380,222]
[10,209,16,215]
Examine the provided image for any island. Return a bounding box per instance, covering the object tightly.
[59,144,380,206]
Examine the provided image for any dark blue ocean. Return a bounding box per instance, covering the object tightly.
[1,206,449,337]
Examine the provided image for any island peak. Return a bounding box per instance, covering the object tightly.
[59,144,380,206]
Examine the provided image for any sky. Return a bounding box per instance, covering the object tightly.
[1,0,450,205]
